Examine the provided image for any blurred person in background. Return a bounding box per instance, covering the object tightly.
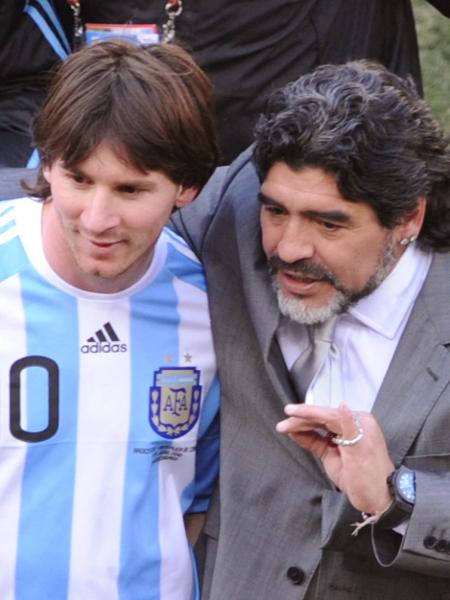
[1,0,449,167]
[0,0,72,167]
[65,0,450,163]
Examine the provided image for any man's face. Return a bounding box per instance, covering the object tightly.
[260,164,409,324]
[42,141,195,293]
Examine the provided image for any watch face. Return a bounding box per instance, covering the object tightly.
[398,470,416,503]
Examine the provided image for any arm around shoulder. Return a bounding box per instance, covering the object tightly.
[170,145,257,259]
[170,166,229,259]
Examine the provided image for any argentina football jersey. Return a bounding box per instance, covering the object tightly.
[0,197,220,600]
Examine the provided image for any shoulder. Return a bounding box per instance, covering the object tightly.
[170,147,260,256]
[159,228,208,293]
[412,252,450,336]
[0,198,36,281]
[422,252,450,289]
[0,197,26,238]
[162,227,202,266]
[0,168,36,201]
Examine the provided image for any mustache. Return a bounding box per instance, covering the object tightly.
[268,255,338,286]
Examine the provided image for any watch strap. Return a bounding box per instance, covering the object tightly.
[377,467,415,529]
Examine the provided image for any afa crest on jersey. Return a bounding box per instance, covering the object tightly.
[149,367,202,439]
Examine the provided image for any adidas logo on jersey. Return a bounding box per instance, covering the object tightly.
[80,322,128,354]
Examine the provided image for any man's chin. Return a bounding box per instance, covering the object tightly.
[276,288,346,325]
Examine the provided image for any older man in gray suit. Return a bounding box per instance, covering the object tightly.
[2,61,450,598]
[171,61,450,598]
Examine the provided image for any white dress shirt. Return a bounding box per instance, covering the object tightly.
[278,244,432,411]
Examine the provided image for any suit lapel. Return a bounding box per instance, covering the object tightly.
[235,192,296,404]
[373,253,450,463]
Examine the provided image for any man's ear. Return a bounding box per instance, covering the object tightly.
[399,196,427,240]
[175,186,198,209]
[42,164,51,183]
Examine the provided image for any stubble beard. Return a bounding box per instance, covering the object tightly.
[270,237,397,325]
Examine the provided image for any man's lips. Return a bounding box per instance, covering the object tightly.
[268,256,338,294]
[283,269,322,283]
[89,240,120,247]
[278,270,328,295]
[83,237,124,253]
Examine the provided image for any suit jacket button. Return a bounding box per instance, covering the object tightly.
[423,535,437,549]
[435,539,448,553]
[286,566,305,585]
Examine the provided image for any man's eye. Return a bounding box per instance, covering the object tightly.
[119,185,138,195]
[264,205,284,216]
[322,221,340,231]
[71,174,87,184]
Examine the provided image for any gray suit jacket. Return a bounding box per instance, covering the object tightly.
[171,149,450,599]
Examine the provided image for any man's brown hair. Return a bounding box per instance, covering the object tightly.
[28,39,219,198]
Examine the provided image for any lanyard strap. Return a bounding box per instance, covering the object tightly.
[24,0,71,59]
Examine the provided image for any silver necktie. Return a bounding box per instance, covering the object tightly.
[290,316,339,404]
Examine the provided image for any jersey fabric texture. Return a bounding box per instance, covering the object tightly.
[0,197,220,600]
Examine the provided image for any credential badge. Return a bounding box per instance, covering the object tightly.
[149,367,202,439]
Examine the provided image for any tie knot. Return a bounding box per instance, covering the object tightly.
[310,315,338,344]
[290,315,340,401]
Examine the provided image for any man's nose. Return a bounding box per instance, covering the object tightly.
[80,189,120,233]
[276,219,314,264]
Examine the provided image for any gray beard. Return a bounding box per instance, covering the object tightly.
[271,237,397,325]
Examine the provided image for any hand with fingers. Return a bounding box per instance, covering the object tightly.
[276,403,394,517]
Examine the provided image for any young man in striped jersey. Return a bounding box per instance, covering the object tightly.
[0,39,220,600]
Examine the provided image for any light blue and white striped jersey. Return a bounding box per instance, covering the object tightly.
[0,197,220,600]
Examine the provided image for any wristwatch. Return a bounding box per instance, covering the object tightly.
[378,466,416,529]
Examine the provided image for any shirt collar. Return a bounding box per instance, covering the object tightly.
[347,244,432,339]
